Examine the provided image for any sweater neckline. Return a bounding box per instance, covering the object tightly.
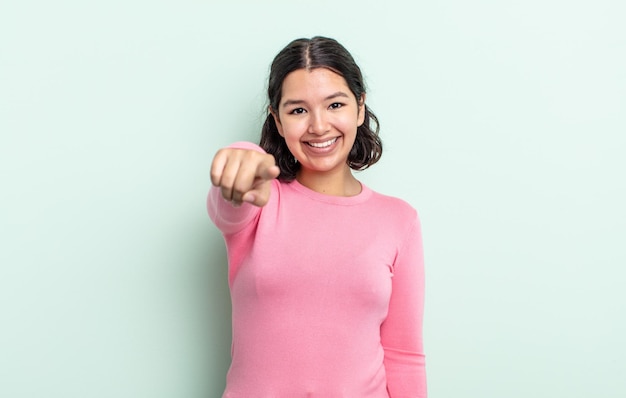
[286,179,373,205]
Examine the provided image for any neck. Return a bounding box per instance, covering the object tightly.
[296,166,361,197]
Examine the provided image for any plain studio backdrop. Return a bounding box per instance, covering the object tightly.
[1,1,624,397]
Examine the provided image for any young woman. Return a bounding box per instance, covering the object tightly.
[208,36,426,397]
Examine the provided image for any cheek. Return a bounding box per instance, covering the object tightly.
[338,119,360,138]
[280,120,305,140]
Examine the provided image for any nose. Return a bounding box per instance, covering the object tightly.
[308,110,329,135]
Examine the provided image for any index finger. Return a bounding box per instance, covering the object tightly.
[256,161,280,182]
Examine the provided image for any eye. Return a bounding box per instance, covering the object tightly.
[329,102,344,110]
[288,107,306,115]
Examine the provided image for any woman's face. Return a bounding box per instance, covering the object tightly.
[272,68,365,179]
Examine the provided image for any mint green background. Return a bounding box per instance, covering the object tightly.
[1,1,624,397]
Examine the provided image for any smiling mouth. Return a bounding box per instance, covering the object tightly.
[306,137,338,148]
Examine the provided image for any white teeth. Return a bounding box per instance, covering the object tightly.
[308,138,337,148]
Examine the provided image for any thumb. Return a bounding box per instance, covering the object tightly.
[241,184,271,207]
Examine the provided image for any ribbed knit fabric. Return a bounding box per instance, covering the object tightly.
[208,142,426,398]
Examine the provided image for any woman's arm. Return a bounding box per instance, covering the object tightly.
[381,215,427,397]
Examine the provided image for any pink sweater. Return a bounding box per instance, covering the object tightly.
[208,143,426,397]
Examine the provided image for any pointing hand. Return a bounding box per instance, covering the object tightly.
[210,148,280,207]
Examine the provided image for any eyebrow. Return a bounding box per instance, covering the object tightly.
[281,91,350,108]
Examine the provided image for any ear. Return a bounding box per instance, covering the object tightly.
[270,106,285,137]
[357,93,366,127]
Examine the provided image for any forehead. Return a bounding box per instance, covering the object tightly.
[280,68,351,100]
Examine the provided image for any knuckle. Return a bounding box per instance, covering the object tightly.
[220,181,233,191]
[232,179,251,196]
[210,169,221,183]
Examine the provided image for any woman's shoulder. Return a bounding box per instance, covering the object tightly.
[367,186,419,221]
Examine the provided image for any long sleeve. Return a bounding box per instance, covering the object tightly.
[380,215,427,398]
[207,187,259,236]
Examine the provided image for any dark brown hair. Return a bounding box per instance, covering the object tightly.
[260,36,382,181]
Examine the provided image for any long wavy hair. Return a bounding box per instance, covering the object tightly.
[260,36,382,181]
